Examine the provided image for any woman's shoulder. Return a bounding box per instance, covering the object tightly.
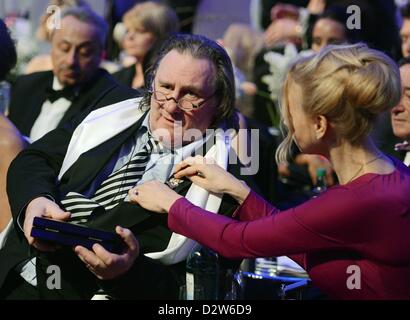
[315,158,409,203]
[343,156,410,208]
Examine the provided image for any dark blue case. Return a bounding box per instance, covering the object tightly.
[31,217,125,254]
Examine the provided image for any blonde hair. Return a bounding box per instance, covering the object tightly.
[222,23,263,78]
[123,1,180,40]
[276,43,401,163]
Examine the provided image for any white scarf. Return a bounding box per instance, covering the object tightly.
[58,98,231,265]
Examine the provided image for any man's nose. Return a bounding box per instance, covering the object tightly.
[65,48,78,66]
[392,102,405,115]
[319,41,329,51]
[163,93,183,114]
[163,97,182,114]
[404,40,410,56]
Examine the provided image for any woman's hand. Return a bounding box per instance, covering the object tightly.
[270,3,300,21]
[264,19,302,48]
[74,226,139,280]
[24,197,71,252]
[174,156,250,204]
[128,180,182,213]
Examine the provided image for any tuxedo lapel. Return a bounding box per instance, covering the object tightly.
[59,112,148,196]
[57,70,116,126]
[58,93,91,126]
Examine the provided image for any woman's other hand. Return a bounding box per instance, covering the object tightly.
[128,180,182,213]
[74,226,139,280]
[174,156,250,203]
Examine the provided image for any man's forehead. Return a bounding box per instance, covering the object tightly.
[158,50,214,69]
[54,16,100,44]
[155,50,216,90]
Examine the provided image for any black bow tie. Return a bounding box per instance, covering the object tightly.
[395,141,410,152]
[45,86,78,103]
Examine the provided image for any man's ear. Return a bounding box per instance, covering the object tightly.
[315,115,328,140]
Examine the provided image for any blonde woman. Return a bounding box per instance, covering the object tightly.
[113,1,180,89]
[130,43,410,299]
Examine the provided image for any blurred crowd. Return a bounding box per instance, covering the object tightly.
[3,1,408,201]
[0,0,410,300]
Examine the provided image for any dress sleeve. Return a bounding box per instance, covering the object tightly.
[232,190,280,221]
[168,187,367,260]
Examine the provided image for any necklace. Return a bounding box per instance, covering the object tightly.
[345,153,384,184]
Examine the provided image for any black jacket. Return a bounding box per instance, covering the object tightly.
[0,72,139,296]
[8,69,137,137]
[3,109,254,299]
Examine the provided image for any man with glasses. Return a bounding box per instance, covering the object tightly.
[2,34,255,299]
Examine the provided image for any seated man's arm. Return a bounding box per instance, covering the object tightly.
[6,113,86,237]
[6,83,139,236]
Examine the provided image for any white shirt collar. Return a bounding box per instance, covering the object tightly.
[404,152,410,166]
[52,77,64,90]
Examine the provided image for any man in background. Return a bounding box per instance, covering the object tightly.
[7,6,137,142]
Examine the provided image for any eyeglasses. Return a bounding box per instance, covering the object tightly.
[150,90,215,111]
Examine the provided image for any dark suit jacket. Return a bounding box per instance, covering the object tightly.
[3,110,255,299]
[8,69,136,137]
[0,75,138,296]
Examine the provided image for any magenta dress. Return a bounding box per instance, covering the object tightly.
[169,158,410,299]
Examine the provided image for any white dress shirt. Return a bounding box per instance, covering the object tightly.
[404,152,410,166]
[29,77,72,142]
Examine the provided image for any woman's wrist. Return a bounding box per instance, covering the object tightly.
[163,192,183,213]
[225,179,251,205]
